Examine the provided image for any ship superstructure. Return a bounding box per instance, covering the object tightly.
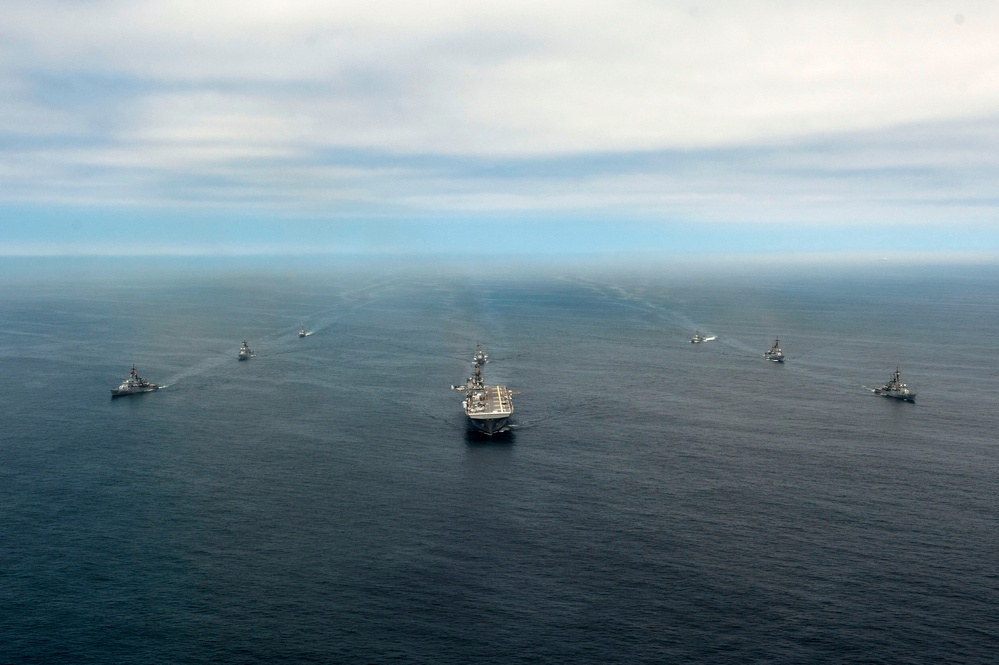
[873,367,916,402]
[453,345,514,435]
[238,340,254,360]
[764,337,785,362]
[111,365,159,397]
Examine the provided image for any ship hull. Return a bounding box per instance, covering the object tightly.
[111,386,159,397]
[874,390,915,403]
[467,416,510,435]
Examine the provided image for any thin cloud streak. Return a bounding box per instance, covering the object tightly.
[6,117,996,226]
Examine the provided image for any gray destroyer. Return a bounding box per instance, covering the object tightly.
[238,340,254,360]
[764,337,785,362]
[453,345,514,435]
[472,342,488,367]
[111,365,159,397]
[873,367,916,402]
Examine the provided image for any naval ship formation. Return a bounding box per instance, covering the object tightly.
[453,344,514,435]
[111,365,159,397]
[108,316,924,429]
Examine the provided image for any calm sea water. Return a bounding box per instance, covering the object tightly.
[1,258,997,664]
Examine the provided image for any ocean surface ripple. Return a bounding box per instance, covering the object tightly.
[1,261,997,664]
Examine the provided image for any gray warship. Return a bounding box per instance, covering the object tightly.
[238,340,253,360]
[453,345,514,435]
[873,367,916,402]
[764,337,785,362]
[299,326,306,338]
[472,342,488,367]
[111,365,159,397]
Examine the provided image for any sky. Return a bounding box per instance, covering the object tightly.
[2,0,998,259]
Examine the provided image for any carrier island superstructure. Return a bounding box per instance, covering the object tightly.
[453,344,514,434]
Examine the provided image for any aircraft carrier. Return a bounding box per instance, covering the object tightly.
[453,345,514,434]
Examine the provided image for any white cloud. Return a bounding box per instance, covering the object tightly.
[1,0,999,231]
[4,1,999,153]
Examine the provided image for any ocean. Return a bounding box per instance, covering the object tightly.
[1,257,997,664]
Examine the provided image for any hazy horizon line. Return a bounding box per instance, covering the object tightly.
[2,249,996,265]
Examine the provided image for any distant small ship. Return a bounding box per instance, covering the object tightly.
[453,344,514,435]
[111,365,159,397]
[473,342,488,367]
[238,340,254,360]
[299,326,306,338]
[873,367,916,402]
[764,337,785,362]
[691,331,716,344]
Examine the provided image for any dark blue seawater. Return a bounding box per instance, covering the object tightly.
[1,258,997,664]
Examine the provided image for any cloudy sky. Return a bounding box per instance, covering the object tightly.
[2,1,998,257]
